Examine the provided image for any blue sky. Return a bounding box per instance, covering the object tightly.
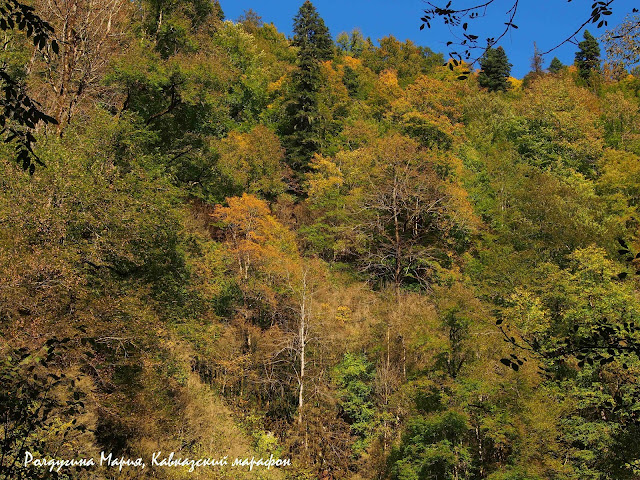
[220,0,637,78]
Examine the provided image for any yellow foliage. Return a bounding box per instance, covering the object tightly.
[214,194,294,245]
[391,74,467,145]
[517,74,604,166]
[597,149,640,210]
[307,154,344,199]
[508,76,522,90]
[211,194,301,312]
[217,125,286,196]
[318,61,350,122]
[267,74,286,93]
[378,69,400,89]
[367,69,403,120]
[335,305,352,323]
[343,55,362,69]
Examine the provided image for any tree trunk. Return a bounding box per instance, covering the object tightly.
[298,273,307,425]
[392,169,402,299]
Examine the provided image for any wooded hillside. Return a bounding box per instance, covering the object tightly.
[2,1,640,479]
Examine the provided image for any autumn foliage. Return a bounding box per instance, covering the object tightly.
[3,2,640,480]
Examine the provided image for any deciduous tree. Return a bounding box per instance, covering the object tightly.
[31,0,131,134]
[603,14,640,73]
[217,125,286,199]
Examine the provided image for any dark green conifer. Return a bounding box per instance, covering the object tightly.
[292,0,333,62]
[549,57,564,74]
[478,46,512,92]
[213,0,224,21]
[575,30,601,81]
[282,1,334,173]
[342,65,360,97]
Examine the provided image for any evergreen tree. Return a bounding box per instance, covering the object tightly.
[575,30,601,81]
[292,0,333,61]
[213,0,224,21]
[478,45,512,92]
[549,57,564,73]
[342,65,360,97]
[282,1,333,173]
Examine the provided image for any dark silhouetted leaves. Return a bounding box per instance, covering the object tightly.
[0,0,59,172]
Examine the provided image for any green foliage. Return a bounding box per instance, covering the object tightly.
[217,125,286,198]
[342,64,361,97]
[5,4,640,480]
[478,46,512,92]
[281,0,333,172]
[292,0,333,62]
[434,284,478,379]
[336,29,366,58]
[389,411,471,480]
[361,36,443,86]
[0,339,85,480]
[575,30,601,82]
[549,56,564,73]
[333,353,376,452]
[600,90,640,153]
[0,0,59,172]
[141,0,222,44]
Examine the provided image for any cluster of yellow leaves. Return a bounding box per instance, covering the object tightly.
[519,75,604,164]
[508,76,522,91]
[391,74,468,146]
[213,194,297,269]
[597,149,640,211]
[212,194,300,310]
[369,69,403,119]
[318,61,351,129]
[342,55,362,70]
[217,126,286,197]
[307,154,344,200]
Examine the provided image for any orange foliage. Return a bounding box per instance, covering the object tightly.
[212,194,298,311]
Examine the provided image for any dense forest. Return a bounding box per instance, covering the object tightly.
[2,1,640,479]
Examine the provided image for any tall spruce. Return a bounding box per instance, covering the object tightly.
[292,0,333,61]
[283,1,333,173]
[478,46,512,92]
[575,30,601,82]
[213,0,224,21]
